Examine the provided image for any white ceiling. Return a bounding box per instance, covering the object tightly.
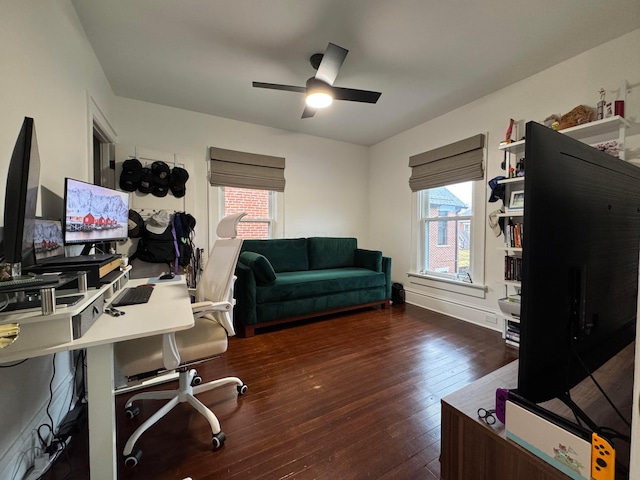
[71,0,640,146]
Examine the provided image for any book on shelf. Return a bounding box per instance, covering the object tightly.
[514,223,522,248]
[504,255,523,281]
[504,222,523,248]
[506,329,521,341]
[505,339,520,348]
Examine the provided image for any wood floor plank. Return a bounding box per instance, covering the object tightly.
[42,304,517,479]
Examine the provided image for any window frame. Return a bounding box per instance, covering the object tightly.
[214,186,284,241]
[412,179,486,290]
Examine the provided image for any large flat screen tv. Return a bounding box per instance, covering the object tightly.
[63,178,130,251]
[517,121,640,404]
[1,117,40,271]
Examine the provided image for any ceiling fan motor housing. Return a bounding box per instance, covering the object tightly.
[310,53,324,70]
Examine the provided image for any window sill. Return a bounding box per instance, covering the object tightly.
[407,272,487,298]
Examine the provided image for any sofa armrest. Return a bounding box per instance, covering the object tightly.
[354,248,383,272]
[233,262,258,327]
[239,251,277,284]
[382,256,392,299]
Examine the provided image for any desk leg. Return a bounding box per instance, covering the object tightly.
[86,343,117,480]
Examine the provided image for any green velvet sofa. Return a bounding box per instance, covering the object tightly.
[233,237,392,337]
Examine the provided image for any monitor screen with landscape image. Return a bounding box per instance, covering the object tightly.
[33,218,64,261]
[63,178,130,246]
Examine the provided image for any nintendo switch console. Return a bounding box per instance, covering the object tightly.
[503,393,616,480]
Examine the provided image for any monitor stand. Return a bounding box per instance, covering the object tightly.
[79,241,115,256]
[81,243,98,256]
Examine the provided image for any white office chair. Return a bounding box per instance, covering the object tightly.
[114,212,248,468]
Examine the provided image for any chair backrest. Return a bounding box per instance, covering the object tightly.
[216,212,246,239]
[194,213,246,335]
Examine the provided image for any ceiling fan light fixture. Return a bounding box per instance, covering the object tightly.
[306,92,333,108]
[305,78,333,109]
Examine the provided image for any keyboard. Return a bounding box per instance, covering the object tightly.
[0,275,60,292]
[111,286,154,307]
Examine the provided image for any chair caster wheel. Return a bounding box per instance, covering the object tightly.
[125,405,140,419]
[124,448,142,467]
[191,375,203,386]
[237,383,248,396]
[212,431,226,449]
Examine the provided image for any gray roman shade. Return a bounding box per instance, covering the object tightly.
[408,133,485,192]
[209,147,286,192]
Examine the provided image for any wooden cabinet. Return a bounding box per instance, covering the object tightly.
[441,347,634,479]
[440,362,569,480]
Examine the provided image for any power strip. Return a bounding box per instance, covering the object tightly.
[23,438,70,480]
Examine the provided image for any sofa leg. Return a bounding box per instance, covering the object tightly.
[239,325,255,338]
[382,300,390,309]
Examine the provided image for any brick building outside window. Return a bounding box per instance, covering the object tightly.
[223,186,273,239]
[420,183,472,279]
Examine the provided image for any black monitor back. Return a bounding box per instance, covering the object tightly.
[517,121,640,403]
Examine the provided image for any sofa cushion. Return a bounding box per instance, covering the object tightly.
[307,237,357,270]
[241,238,309,272]
[239,251,277,285]
[354,248,382,272]
[255,268,386,304]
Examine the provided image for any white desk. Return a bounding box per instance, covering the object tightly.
[0,271,194,479]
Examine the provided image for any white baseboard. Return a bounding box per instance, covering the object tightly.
[405,288,503,333]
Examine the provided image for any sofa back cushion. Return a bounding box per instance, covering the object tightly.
[308,237,357,270]
[241,238,309,272]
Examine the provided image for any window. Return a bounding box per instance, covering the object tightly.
[223,186,274,239]
[419,181,474,281]
[409,133,485,286]
[209,146,285,241]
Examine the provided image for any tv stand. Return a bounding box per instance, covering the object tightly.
[441,345,633,479]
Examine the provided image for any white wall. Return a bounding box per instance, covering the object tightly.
[112,98,371,251]
[369,28,640,327]
[0,1,116,478]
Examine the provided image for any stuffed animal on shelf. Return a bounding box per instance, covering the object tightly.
[557,105,593,130]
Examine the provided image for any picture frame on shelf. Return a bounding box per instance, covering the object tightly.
[509,190,525,210]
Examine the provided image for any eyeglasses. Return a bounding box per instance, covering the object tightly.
[477,407,497,425]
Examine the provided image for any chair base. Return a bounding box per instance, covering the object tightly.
[122,368,246,467]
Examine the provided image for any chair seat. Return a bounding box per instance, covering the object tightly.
[115,315,228,378]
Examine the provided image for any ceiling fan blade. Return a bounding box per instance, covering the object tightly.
[301,106,316,118]
[331,86,381,104]
[252,82,306,94]
[315,43,348,86]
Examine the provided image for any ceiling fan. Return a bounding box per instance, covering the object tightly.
[252,42,382,118]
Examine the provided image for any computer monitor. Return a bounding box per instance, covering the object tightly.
[1,117,40,275]
[63,178,130,254]
[34,218,64,261]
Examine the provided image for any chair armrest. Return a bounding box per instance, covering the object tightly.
[191,300,232,318]
[191,301,236,335]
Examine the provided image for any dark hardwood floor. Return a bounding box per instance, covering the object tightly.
[44,304,518,479]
